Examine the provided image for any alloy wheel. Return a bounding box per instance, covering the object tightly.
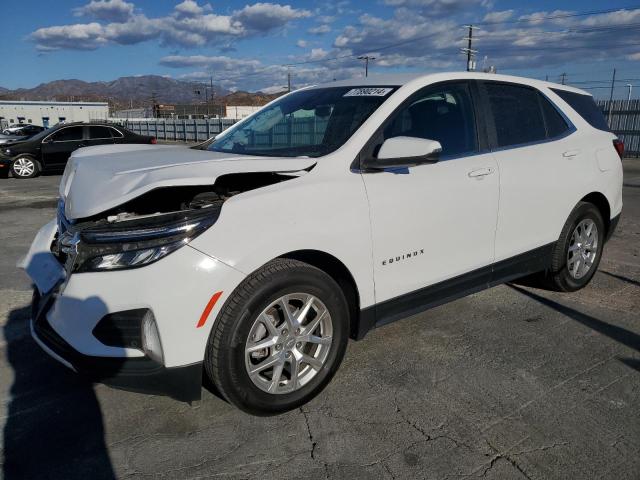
[13,157,35,177]
[567,219,598,279]
[244,293,333,394]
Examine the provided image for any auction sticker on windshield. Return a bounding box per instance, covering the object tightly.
[344,87,394,97]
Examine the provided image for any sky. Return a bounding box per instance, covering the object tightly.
[1,0,640,98]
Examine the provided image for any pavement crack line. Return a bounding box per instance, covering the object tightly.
[479,437,533,480]
[393,392,475,452]
[480,355,614,434]
[300,406,330,479]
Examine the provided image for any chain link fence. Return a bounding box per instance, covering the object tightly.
[598,99,640,158]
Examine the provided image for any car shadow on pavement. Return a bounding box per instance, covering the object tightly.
[508,284,640,372]
[598,270,640,288]
[2,304,117,480]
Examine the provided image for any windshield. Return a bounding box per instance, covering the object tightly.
[206,86,397,157]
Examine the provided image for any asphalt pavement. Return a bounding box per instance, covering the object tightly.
[0,161,639,479]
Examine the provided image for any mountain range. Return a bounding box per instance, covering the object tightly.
[0,75,283,109]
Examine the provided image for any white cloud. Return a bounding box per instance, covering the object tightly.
[32,2,311,50]
[32,22,108,50]
[174,0,212,17]
[382,0,485,16]
[482,9,513,23]
[73,0,134,22]
[232,3,311,32]
[308,24,331,35]
[309,48,329,60]
[160,55,262,70]
[296,39,308,48]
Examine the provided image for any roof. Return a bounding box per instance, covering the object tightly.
[309,71,591,96]
[0,100,109,107]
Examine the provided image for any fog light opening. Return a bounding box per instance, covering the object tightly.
[141,311,164,364]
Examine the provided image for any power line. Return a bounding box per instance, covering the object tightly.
[480,40,640,54]
[202,6,640,86]
[473,22,640,40]
[473,6,640,26]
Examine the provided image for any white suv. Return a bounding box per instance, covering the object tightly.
[23,73,623,414]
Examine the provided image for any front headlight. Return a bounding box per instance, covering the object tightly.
[83,240,187,272]
[58,207,219,273]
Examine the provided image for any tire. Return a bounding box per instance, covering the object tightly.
[11,156,40,179]
[204,258,349,415]
[546,202,605,292]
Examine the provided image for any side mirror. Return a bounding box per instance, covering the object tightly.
[362,136,442,170]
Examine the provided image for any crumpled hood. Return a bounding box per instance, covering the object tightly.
[60,144,316,220]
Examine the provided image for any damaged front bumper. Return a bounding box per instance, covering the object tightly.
[23,219,245,402]
[31,288,203,402]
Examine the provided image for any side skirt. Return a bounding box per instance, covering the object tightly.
[353,243,554,340]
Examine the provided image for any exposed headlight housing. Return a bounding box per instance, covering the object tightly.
[54,201,219,273]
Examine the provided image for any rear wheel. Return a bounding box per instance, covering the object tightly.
[204,258,349,415]
[11,156,40,179]
[547,202,605,292]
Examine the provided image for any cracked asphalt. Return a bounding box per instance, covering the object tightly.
[1,161,639,480]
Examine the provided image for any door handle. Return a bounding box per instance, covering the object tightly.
[468,167,495,178]
[563,149,581,158]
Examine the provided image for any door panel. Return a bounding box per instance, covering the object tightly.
[361,81,499,304]
[41,126,85,167]
[480,81,583,261]
[491,139,584,261]
[363,155,499,302]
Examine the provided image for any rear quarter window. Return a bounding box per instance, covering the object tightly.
[550,89,609,132]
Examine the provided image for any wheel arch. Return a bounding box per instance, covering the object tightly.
[279,249,366,340]
[580,192,611,235]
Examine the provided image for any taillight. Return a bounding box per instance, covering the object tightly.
[613,139,624,159]
[150,137,157,144]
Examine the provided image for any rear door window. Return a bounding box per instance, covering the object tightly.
[89,126,114,139]
[484,82,547,148]
[51,126,83,142]
[550,89,609,131]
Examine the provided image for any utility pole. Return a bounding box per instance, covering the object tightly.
[151,91,157,118]
[287,66,292,92]
[608,68,617,127]
[461,25,478,71]
[203,83,209,116]
[560,73,567,85]
[627,84,633,102]
[357,56,375,77]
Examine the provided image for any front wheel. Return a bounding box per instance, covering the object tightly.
[11,156,40,179]
[204,258,349,415]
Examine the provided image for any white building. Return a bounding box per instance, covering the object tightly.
[0,100,109,128]
[225,105,262,119]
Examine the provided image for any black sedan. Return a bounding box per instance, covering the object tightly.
[0,122,156,178]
